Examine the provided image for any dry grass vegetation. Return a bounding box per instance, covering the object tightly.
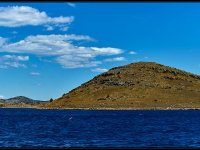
[42,62,200,109]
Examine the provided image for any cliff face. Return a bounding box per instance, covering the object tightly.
[45,62,200,109]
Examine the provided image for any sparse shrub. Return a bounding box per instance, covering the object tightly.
[49,98,53,102]
[97,98,106,101]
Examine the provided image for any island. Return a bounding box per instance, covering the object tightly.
[40,61,200,110]
[0,96,47,108]
[1,62,200,110]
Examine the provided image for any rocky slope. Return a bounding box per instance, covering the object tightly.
[0,96,47,108]
[44,62,200,109]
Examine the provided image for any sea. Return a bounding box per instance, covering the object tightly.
[0,108,200,148]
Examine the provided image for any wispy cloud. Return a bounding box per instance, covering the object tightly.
[0,34,123,68]
[129,51,137,55]
[60,26,68,31]
[45,25,54,31]
[3,62,26,68]
[1,34,94,55]
[0,6,126,69]
[56,55,102,68]
[2,55,29,61]
[91,68,108,73]
[104,57,125,62]
[67,2,76,8]
[30,72,40,76]
[0,95,4,99]
[0,6,74,31]
[0,55,29,69]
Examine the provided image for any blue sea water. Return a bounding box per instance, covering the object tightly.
[0,108,200,148]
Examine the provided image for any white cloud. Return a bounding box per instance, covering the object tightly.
[30,72,40,76]
[67,2,76,8]
[90,47,122,55]
[45,25,54,31]
[0,34,123,68]
[2,55,29,61]
[129,51,137,55]
[56,55,102,68]
[0,6,74,30]
[1,34,95,55]
[0,95,4,99]
[0,55,29,69]
[60,26,68,31]
[4,62,26,68]
[39,58,52,63]
[92,68,108,73]
[104,57,125,62]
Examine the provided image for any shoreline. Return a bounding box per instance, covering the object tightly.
[1,107,200,110]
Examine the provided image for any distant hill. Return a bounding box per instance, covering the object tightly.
[44,62,200,109]
[0,96,47,108]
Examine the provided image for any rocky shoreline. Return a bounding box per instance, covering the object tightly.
[1,107,200,111]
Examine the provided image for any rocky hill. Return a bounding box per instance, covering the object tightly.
[0,96,47,108]
[44,62,200,109]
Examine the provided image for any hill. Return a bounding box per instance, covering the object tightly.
[0,96,47,108]
[43,62,200,109]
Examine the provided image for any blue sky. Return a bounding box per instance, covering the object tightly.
[0,2,200,100]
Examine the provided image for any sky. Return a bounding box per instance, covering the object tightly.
[0,2,200,100]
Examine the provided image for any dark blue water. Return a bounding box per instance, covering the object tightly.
[0,109,200,148]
